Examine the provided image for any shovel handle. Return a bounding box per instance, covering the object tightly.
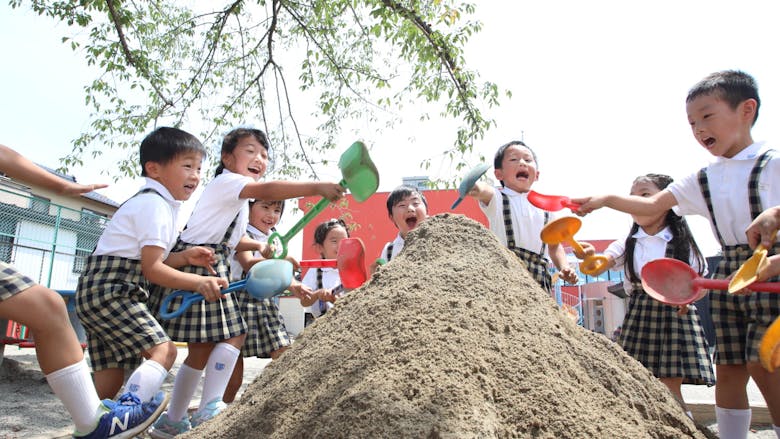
[271,179,347,259]
[695,278,780,293]
[159,280,246,320]
[300,259,338,268]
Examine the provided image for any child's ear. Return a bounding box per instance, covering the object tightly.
[144,161,160,178]
[741,98,758,122]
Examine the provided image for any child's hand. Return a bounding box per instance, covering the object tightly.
[196,276,229,302]
[183,247,218,275]
[287,280,313,302]
[257,242,274,259]
[572,196,605,216]
[317,288,338,303]
[574,241,596,260]
[746,206,780,249]
[319,182,346,202]
[676,304,689,316]
[559,266,579,285]
[63,182,109,196]
[285,255,301,272]
[757,254,780,283]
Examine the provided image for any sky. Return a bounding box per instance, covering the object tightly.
[3,1,780,258]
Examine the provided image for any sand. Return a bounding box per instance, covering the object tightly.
[182,214,716,438]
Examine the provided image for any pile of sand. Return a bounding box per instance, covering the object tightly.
[185,214,713,438]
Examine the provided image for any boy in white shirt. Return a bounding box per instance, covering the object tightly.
[375,185,429,267]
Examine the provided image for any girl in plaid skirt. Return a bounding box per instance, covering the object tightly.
[150,127,343,437]
[588,174,714,417]
[301,218,351,325]
[467,141,578,292]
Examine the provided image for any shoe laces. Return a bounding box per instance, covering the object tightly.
[117,392,142,406]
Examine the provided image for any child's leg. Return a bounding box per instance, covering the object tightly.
[715,364,751,408]
[93,368,126,400]
[199,335,245,409]
[223,355,244,404]
[658,377,686,409]
[125,341,177,402]
[748,362,780,426]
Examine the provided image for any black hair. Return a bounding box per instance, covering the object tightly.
[140,127,206,177]
[623,173,706,282]
[249,199,286,220]
[686,70,760,125]
[313,218,349,246]
[215,127,271,177]
[493,140,538,187]
[385,185,428,217]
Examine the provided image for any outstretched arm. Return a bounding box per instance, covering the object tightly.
[573,190,677,217]
[0,144,108,196]
[467,181,494,205]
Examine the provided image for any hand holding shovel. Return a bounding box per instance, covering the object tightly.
[451,163,490,209]
[527,190,581,212]
[299,237,368,289]
[540,216,609,276]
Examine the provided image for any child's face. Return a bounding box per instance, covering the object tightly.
[148,151,203,201]
[249,201,282,235]
[494,144,539,193]
[629,179,666,232]
[686,94,755,159]
[315,225,349,259]
[390,193,428,237]
[223,136,269,181]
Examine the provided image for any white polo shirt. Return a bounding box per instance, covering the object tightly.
[93,178,181,260]
[301,265,341,317]
[669,141,780,246]
[379,234,405,262]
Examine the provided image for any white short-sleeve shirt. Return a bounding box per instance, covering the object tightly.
[180,169,253,249]
[605,226,706,295]
[301,265,341,317]
[93,178,182,260]
[229,224,269,282]
[378,234,405,262]
[668,141,780,246]
[479,186,559,257]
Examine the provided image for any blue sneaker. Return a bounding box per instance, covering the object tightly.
[147,412,192,438]
[74,391,168,439]
[190,398,227,427]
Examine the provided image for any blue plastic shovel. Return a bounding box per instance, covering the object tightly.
[451,162,491,209]
[159,259,293,320]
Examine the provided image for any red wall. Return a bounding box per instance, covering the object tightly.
[298,189,488,262]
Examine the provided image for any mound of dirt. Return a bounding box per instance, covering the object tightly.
[185,214,713,438]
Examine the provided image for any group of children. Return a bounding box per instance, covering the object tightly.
[2,68,780,439]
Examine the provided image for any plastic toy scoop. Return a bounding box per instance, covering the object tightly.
[527,190,581,212]
[159,259,293,320]
[451,162,491,209]
[759,316,780,372]
[540,216,609,276]
[728,231,776,293]
[299,237,368,289]
[640,258,780,306]
[269,141,379,258]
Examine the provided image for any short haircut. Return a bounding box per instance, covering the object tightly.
[216,127,271,177]
[686,70,760,125]
[493,140,538,187]
[313,218,349,245]
[386,185,428,217]
[249,199,286,220]
[140,127,205,177]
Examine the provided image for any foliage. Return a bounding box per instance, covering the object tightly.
[10,0,506,183]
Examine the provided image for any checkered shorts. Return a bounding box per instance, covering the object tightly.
[710,244,780,364]
[238,294,291,358]
[75,255,169,372]
[151,240,246,343]
[619,284,714,385]
[509,247,552,293]
[0,261,36,302]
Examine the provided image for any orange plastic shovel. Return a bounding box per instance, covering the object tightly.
[540,216,609,275]
[728,231,777,293]
[759,316,780,372]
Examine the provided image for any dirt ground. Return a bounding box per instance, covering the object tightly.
[1,214,777,438]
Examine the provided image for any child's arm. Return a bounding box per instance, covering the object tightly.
[165,247,218,274]
[466,181,494,205]
[0,144,108,196]
[549,243,578,284]
[240,180,345,203]
[141,246,228,302]
[286,279,313,302]
[573,190,677,217]
[757,254,780,283]
[235,235,273,259]
[746,206,780,250]
[576,242,616,276]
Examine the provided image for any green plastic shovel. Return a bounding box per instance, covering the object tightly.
[269,141,379,258]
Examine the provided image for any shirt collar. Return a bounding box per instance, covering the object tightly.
[714,140,767,162]
[500,187,526,197]
[631,226,673,242]
[141,178,181,206]
[246,224,270,240]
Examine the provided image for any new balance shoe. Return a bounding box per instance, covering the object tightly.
[190,398,227,428]
[147,412,192,439]
[74,390,167,439]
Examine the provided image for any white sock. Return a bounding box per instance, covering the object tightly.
[124,360,168,402]
[773,424,780,437]
[199,343,240,410]
[715,406,751,439]
[45,359,103,434]
[167,364,202,422]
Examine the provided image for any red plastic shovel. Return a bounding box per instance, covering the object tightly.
[527,190,581,212]
[299,237,368,289]
[640,258,780,306]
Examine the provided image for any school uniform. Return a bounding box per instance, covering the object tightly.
[668,142,780,364]
[0,261,36,302]
[606,228,714,385]
[301,265,342,320]
[379,234,405,263]
[75,180,175,371]
[154,170,250,343]
[232,225,291,358]
[479,186,554,291]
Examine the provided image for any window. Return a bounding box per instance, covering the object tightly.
[30,196,50,214]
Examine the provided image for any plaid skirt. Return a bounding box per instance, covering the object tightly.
[238,294,291,358]
[76,255,169,372]
[0,261,36,302]
[710,244,780,364]
[618,289,715,385]
[510,247,552,293]
[150,240,246,343]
